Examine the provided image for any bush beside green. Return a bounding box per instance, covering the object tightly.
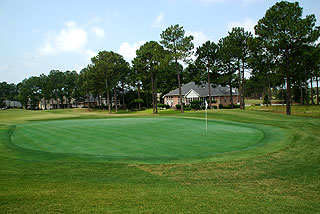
[219,104,240,109]
[157,104,171,109]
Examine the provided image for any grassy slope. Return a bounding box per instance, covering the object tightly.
[0,107,319,213]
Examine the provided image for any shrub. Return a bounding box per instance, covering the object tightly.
[219,104,237,109]
[190,100,202,110]
[209,98,217,104]
[130,99,144,109]
[175,104,181,109]
[131,99,144,105]
[157,104,170,109]
[263,95,270,105]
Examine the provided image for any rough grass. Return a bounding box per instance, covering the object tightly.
[247,104,320,118]
[245,99,283,105]
[0,107,320,213]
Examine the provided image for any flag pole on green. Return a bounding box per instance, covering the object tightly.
[205,100,208,132]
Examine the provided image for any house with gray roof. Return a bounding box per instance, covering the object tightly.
[163,82,239,107]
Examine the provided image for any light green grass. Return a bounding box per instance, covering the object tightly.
[0,108,320,213]
[245,98,284,105]
[247,104,320,117]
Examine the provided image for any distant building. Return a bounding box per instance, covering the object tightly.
[3,100,22,108]
[163,82,239,107]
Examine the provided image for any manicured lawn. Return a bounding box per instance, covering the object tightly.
[10,117,288,163]
[0,107,319,213]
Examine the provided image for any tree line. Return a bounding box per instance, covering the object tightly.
[1,1,319,115]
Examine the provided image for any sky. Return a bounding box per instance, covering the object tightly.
[1,0,319,84]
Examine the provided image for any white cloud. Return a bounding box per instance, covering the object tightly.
[39,42,56,55]
[92,27,106,39]
[39,21,88,55]
[86,49,97,62]
[152,13,165,28]
[186,31,209,48]
[227,17,257,34]
[118,41,146,61]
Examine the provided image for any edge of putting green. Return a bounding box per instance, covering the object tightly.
[3,117,294,164]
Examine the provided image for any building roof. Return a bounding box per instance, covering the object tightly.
[163,82,238,97]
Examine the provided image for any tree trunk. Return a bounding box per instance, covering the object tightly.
[310,76,314,105]
[286,74,291,115]
[176,59,184,113]
[242,60,245,110]
[88,94,91,110]
[228,63,233,108]
[317,76,319,105]
[106,79,111,114]
[151,72,156,114]
[285,47,291,115]
[154,74,158,114]
[137,83,141,110]
[300,83,304,105]
[268,78,272,106]
[146,89,149,108]
[229,81,233,108]
[44,98,47,110]
[60,96,63,109]
[282,78,285,106]
[121,82,126,110]
[114,87,118,112]
[304,70,309,105]
[56,91,59,109]
[68,96,72,108]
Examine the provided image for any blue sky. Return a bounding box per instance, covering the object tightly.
[1,0,319,83]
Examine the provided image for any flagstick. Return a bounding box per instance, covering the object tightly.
[206,108,207,132]
[205,99,208,133]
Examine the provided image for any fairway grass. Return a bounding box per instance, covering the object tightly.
[0,108,320,213]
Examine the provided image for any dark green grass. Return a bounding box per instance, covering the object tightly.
[0,108,320,213]
[10,117,271,163]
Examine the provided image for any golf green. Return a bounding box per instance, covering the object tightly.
[10,117,274,162]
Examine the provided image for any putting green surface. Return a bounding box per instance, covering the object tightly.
[10,117,284,162]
